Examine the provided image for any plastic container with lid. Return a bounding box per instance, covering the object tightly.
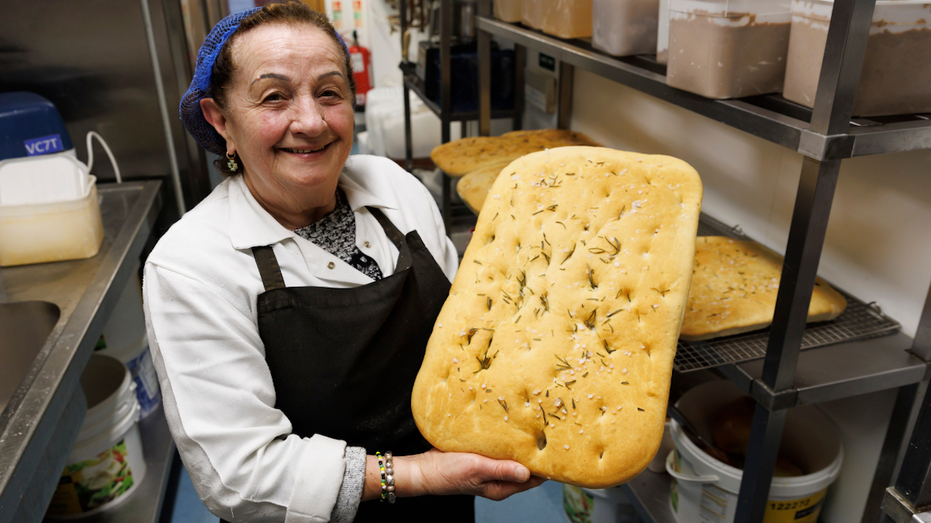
[494,0,522,22]
[522,0,547,29]
[542,0,593,38]
[0,175,103,267]
[783,0,931,116]
[666,0,791,99]
[593,0,659,56]
[657,0,671,63]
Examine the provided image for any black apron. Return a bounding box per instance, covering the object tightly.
[243,207,473,523]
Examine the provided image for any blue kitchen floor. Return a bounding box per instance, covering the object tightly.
[166,460,567,523]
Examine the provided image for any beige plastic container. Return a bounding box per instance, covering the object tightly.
[0,176,103,267]
[784,0,931,116]
[666,0,791,99]
[523,0,547,29]
[593,0,659,56]
[543,0,593,38]
[494,0,522,22]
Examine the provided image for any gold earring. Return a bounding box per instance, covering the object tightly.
[226,151,238,172]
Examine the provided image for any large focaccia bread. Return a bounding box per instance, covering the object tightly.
[681,236,847,341]
[412,147,703,487]
[431,129,601,176]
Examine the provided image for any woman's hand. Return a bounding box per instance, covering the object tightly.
[363,449,546,502]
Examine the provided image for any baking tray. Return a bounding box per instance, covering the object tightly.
[673,214,902,372]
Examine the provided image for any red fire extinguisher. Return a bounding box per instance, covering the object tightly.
[348,30,372,109]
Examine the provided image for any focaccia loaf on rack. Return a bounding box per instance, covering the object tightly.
[431,129,601,177]
[412,147,703,487]
[680,236,847,342]
[456,162,510,214]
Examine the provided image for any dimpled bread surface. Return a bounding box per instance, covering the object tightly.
[681,236,847,342]
[412,146,703,487]
[431,129,601,176]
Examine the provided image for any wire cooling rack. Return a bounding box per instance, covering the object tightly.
[673,215,901,372]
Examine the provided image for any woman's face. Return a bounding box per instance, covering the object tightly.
[203,23,354,224]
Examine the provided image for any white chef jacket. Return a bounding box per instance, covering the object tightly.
[142,155,458,522]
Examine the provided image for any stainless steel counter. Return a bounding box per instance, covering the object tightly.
[0,181,163,523]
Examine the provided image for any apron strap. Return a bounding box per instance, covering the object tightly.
[252,208,412,292]
[368,207,413,272]
[252,246,286,292]
[368,207,405,250]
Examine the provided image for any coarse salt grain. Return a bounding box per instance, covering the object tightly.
[564,445,570,450]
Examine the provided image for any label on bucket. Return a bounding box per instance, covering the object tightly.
[126,345,161,418]
[563,484,594,523]
[764,491,826,523]
[47,439,136,516]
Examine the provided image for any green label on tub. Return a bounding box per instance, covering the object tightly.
[563,484,595,523]
[47,439,135,516]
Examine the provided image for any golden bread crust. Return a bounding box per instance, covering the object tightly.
[430,129,602,177]
[680,236,848,342]
[456,162,509,214]
[412,147,703,487]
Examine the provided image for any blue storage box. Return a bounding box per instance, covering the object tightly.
[0,92,73,162]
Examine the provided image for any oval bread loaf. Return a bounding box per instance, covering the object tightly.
[412,146,703,487]
[431,129,601,177]
[680,236,847,341]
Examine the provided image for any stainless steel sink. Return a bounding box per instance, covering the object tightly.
[0,301,60,413]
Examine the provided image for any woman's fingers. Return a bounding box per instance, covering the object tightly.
[414,449,546,500]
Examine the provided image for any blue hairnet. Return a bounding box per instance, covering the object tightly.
[179,8,350,157]
[179,7,262,156]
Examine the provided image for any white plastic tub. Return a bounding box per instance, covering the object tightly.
[593,0,659,56]
[563,484,642,523]
[96,263,162,419]
[783,0,931,116]
[666,380,843,523]
[666,0,791,99]
[46,355,145,519]
[0,175,103,267]
[494,0,522,22]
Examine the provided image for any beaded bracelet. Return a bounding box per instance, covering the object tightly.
[376,451,396,503]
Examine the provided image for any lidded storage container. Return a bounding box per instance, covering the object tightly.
[783,0,931,116]
[494,0,522,22]
[593,0,660,56]
[522,0,547,29]
[543,0,593,38]
[666,0,792,99]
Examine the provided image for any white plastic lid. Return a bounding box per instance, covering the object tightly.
[792,0,931,27]
[670,0,791,17]
[0,152,90,206]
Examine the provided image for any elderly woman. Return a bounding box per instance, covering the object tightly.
[142,3,542,522]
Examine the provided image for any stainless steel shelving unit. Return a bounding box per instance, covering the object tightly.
[0,182,164,523]
[398,0,523,230]
[473,1,931,521]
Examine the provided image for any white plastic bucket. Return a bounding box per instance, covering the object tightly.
[563,484,642,523]
[96,265,161,418]
[46,355,146,519]
[97,333,161,419]
[666,380,843,523]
